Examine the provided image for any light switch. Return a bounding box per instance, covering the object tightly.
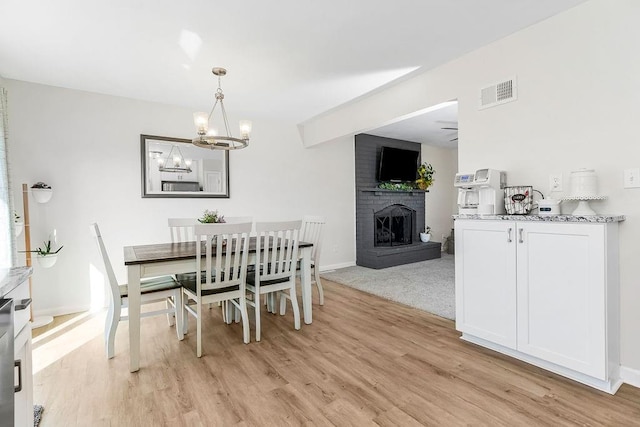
[623,168,640,188]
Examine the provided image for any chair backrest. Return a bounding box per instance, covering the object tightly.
[301,215,325,263]
[89,223,120,304]
[255,220,302,283]
[194,222,253,294]
[168,218,198,243]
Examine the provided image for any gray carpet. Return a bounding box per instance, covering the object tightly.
[321,254,455,320]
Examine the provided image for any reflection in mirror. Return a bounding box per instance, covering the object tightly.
[140,134,229,198]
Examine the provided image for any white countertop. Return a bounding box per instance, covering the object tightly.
[453,214,625,223]
[0,266,33,297]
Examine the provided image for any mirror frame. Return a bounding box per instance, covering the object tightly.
[140,134,230,198]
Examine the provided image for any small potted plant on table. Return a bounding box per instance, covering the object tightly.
[198,209,225,224]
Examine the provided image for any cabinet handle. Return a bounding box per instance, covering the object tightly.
[15,298,31,311]
[14,359,22,393]
[507,228,512,243]
[519,228,524,243]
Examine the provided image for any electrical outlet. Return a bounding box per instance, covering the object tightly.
[549,174,562,192]
[624,168,640,188]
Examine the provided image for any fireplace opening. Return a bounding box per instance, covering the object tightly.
[374,204,415,247]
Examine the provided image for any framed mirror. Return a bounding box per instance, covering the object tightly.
[140,134,229,198]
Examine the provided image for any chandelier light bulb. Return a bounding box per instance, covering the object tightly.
[239,120,252,140]
[193,112,209,135]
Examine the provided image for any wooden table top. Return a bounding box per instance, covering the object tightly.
[124,238,312,265]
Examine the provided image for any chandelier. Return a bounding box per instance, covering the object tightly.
[192,67,252,150]
[158,145,192,173]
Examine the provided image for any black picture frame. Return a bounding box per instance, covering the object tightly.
[140,134,230,198]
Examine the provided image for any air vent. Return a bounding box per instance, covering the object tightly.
[479,76,517,110]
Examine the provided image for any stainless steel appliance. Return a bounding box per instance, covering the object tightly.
[0,298,14,427]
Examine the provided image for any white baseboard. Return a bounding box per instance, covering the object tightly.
[320,261,355,272]
[620,365,640,389]
[33,304,91,318]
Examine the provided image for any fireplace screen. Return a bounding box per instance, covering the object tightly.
[374,204,415,247]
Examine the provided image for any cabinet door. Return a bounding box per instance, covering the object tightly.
[455,220,517,348]
[516,222,606,379]
[14,325,33,427]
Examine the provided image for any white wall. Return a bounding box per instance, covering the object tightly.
[6,80,355,316]
[300,0,640,376]
[421,145,458,244]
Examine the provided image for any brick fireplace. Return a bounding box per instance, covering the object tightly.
[355,134,441,269]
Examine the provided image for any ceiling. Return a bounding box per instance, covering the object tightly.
[0,0,586,140]
[365,101,460,149]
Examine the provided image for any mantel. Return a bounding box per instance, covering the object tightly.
[359,187,428,196]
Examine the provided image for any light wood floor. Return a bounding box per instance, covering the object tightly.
[33,280,640,426]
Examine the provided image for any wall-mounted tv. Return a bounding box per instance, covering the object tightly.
[378,146,420,182]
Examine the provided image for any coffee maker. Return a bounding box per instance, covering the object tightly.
[474,168,506,215]
[455,169,506,215]
[454,172,479,214]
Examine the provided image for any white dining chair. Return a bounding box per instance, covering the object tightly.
[182,222,252,357]
[168,217,198,243]
[169,217,252,321]
[246,220,302,342]
[299,215,326,305]
[90,223,184,359]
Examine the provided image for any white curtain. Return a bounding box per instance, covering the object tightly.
[0,87,16,267]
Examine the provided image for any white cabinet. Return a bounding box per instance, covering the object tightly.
[5,278,33,427]
[455,220,516,348]
[455,219,620,394]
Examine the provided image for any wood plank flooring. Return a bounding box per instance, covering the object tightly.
[33,280,640,426]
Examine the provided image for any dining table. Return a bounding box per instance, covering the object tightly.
[123,238,314,372]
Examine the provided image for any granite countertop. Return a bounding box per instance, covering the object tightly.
[453,214,625,223]
[0,266,33,297]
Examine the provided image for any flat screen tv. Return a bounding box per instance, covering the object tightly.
[378,146,420,182]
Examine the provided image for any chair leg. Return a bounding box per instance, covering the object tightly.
[239,297,250,344]
[269,293,277,314]
[289,286,301,331]
[279,293,287,315]
[182,290,189,335]
[314,267,324,306]
[255,294,262,342]
[105,300,120,359]
[166,297,175,326]
[196,301,202,357]
[225,301,233,325]
[174,291,184,341]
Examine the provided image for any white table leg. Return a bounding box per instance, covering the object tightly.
[300,247,312,324]
[127,264,141,372]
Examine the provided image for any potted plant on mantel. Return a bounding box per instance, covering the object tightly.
[415,162,435,191]
[21,239,63,268]
[420,226,432,243]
